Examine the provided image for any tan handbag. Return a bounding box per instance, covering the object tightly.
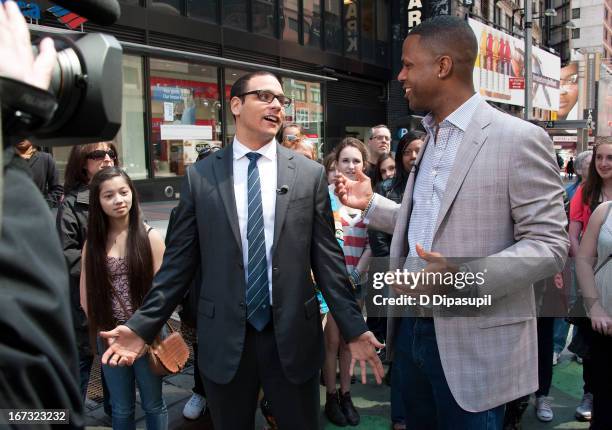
[113,292,189,376]
[148,322,190,376]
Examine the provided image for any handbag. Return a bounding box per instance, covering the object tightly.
[148,322,190,376]
[113,290,190,376]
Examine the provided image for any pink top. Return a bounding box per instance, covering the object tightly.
[570,185,592,234]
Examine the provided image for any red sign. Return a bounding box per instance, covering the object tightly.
[509,77,525,90]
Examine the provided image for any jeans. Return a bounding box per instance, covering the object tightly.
[390,362,406,425]
[553,318,572,354]
[393,318,505,430]
[98,338,167,430]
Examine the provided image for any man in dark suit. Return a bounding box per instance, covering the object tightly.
[100,71,384,429]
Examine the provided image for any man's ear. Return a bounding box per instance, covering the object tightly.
[230,96,242,117]
[438,55,453,79]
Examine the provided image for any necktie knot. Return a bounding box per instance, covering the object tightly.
[246,152,262,163]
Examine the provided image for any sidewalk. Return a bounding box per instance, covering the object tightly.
[82,201,592,429]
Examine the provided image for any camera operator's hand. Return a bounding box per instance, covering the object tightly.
[0,0,56,90]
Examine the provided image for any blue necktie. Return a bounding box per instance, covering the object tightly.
[245,152,271,331]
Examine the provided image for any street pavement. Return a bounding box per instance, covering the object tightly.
[83,200,590,429]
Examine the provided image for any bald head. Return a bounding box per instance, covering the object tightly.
[408,16,478,80]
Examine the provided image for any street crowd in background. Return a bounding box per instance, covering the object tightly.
[2,3,612,430]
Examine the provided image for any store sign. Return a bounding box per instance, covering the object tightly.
[345,2,358,53]
[152,86,184,102]
[407,0,423,29]
[47,5,88,29]
[160,125,213,140]
[469,18,560,110]
[16,1,41,19]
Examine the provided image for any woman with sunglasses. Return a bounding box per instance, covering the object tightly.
[56,142,118,405]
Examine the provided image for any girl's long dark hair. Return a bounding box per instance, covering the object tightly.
[582,142,612,212]
[392,131,425,193]
[84,167,153,332]
[373,153,395,185]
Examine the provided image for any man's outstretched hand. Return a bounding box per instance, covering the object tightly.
[334,170,373,211]
[347,331,385,384]
[100,325,147,367]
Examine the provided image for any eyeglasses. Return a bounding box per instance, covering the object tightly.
[560,73,578,88]
[237,90,292,108]
[87,149,116,161]
[372,135,390,141]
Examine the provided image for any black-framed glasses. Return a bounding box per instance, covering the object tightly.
[237,90,292,108]
[87,149,116,160]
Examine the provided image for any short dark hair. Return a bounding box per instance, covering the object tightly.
[408,16,478,74]
[230,71,283,100]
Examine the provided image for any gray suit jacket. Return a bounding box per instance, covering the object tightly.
[127,144,367,385]
[368,100,569,412]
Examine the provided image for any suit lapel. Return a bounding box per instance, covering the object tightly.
[432,101,492,236]
[213,144,243,253]
[272,146,297,251]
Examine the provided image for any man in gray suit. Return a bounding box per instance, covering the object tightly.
[336,16,568,429]
[99,71,384,429]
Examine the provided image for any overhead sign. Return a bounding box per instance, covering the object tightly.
[468,18,560,111]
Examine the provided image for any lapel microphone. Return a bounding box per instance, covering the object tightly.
[276,185,289,195]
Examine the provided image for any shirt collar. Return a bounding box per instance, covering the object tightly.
[233,137,277,161]
[422,93,482,134]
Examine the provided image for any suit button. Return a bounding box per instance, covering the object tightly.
[273,267,279,273]
[239,301,245,308]
[239,262,244,269]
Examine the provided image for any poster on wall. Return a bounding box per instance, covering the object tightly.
[468,18,560,111]
[597,65,612,137]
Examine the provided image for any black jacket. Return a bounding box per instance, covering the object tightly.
[25,150,63,208]
[0,148,83,428]
[56,184,91,356]
[368,180,406,257]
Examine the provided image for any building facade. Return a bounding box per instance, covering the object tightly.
[27,0,394,200]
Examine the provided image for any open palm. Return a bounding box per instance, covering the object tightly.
[334,170,373,211]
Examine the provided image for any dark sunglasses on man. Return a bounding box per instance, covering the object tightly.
[87,149,116,161]
[237,89,292,108]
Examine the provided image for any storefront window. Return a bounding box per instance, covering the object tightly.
[284,79,323,158]
[304,0,322,48]
[376,0,389,64]
[187,0,217,22]
[149,59,221,177]
[362,0,375,62]
[224,0,248,29]
[281,0,300,42]
[325,0,342,54]
[343,0,359,58]
[149,0,183,15]
[253,0,276,37]
[53,55,147,181]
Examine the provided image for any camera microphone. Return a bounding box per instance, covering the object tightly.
[50,0,121,26]
[276,185,289,195]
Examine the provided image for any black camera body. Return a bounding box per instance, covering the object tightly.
[1,28,123,147]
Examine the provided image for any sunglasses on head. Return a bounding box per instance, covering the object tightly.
[87,149,116,160]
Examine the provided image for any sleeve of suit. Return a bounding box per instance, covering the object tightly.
[125,170,200,343]
[364,193,401,234]
[311,168,368,341]
[467,125,569,300]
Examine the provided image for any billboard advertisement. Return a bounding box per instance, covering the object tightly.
[468,18,561,111]
[597,65,612,137]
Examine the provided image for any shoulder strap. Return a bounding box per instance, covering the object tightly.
[146,225,154,234]
[594,203,612,275]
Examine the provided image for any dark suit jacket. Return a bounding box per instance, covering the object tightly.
[127,144,367,384]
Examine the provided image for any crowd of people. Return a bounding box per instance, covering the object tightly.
[2,3,612,429]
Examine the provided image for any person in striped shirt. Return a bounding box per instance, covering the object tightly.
[323,138,372,427]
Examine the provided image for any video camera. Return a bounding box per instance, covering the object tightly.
[0,0,123,147]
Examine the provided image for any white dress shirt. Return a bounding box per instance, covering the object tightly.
[233,138,277,304]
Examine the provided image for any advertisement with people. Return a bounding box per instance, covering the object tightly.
[468,18,561,111]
